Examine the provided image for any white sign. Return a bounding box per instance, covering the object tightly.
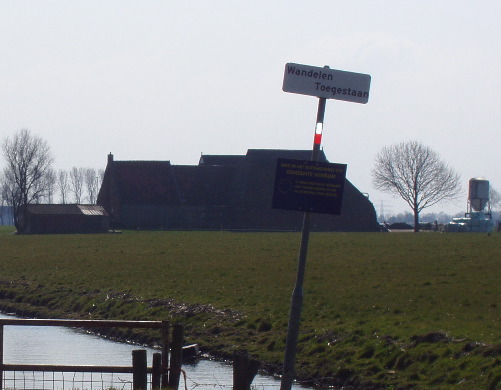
[283,62,371,104]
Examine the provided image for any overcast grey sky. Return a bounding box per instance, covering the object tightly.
[1,1,499,216]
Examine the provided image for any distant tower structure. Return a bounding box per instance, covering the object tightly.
[446,177,493,232]
[467,177,491,216]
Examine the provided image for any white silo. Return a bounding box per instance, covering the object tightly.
[468,178,490,212]
[446,177,494,233]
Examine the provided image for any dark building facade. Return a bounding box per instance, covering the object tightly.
[97,150,379,232]
[18,204,110,234]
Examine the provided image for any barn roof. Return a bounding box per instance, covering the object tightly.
[172,165,235,205]
[198,150,327,166]
[199,154,245,167]
[25,204,108,216]
[99,149,330,209]
[110,160,181,204]
[245,149,327,162]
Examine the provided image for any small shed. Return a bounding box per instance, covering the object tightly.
[18,204,110,234]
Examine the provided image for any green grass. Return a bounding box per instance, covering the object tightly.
[0,225,15,235]
[0,228,500,389]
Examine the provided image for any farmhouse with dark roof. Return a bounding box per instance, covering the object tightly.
[97,149,379,231]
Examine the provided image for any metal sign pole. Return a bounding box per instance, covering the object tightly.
[280,96,326,390]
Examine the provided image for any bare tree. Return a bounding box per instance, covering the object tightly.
[84,168,100,204]
[0,177,7,225]
[57,169,70,204]
[1,172,16,224]
[42,168,57,203]
[490,186,500,211]
[372,140,461,232]
[69,167,85,204]
[98,168,105,186]
[2,129,54,230]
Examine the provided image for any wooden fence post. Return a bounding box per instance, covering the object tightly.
[233,350,260,390]
[161,320,169,388]
[132,349,147,390]
[0,325,3,390]
[168,324,184,389]
[152,352,162,390]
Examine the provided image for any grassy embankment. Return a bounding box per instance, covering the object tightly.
[0,225,500,389]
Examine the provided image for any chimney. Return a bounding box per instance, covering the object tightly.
[108,153,114,164]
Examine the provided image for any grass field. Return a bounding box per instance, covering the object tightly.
[0,226,500,389]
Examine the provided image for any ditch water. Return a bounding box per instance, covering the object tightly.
[0,313,311,389]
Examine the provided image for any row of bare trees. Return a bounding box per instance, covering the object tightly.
[1,129,105,229]
[49,167,105,204]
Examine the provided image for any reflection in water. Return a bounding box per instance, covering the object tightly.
[1,314,309,389]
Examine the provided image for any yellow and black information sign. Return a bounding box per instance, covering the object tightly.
[272,158,347,215]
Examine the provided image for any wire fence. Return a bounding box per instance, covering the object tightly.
[2,370,135,390]
[1,369,289,390]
